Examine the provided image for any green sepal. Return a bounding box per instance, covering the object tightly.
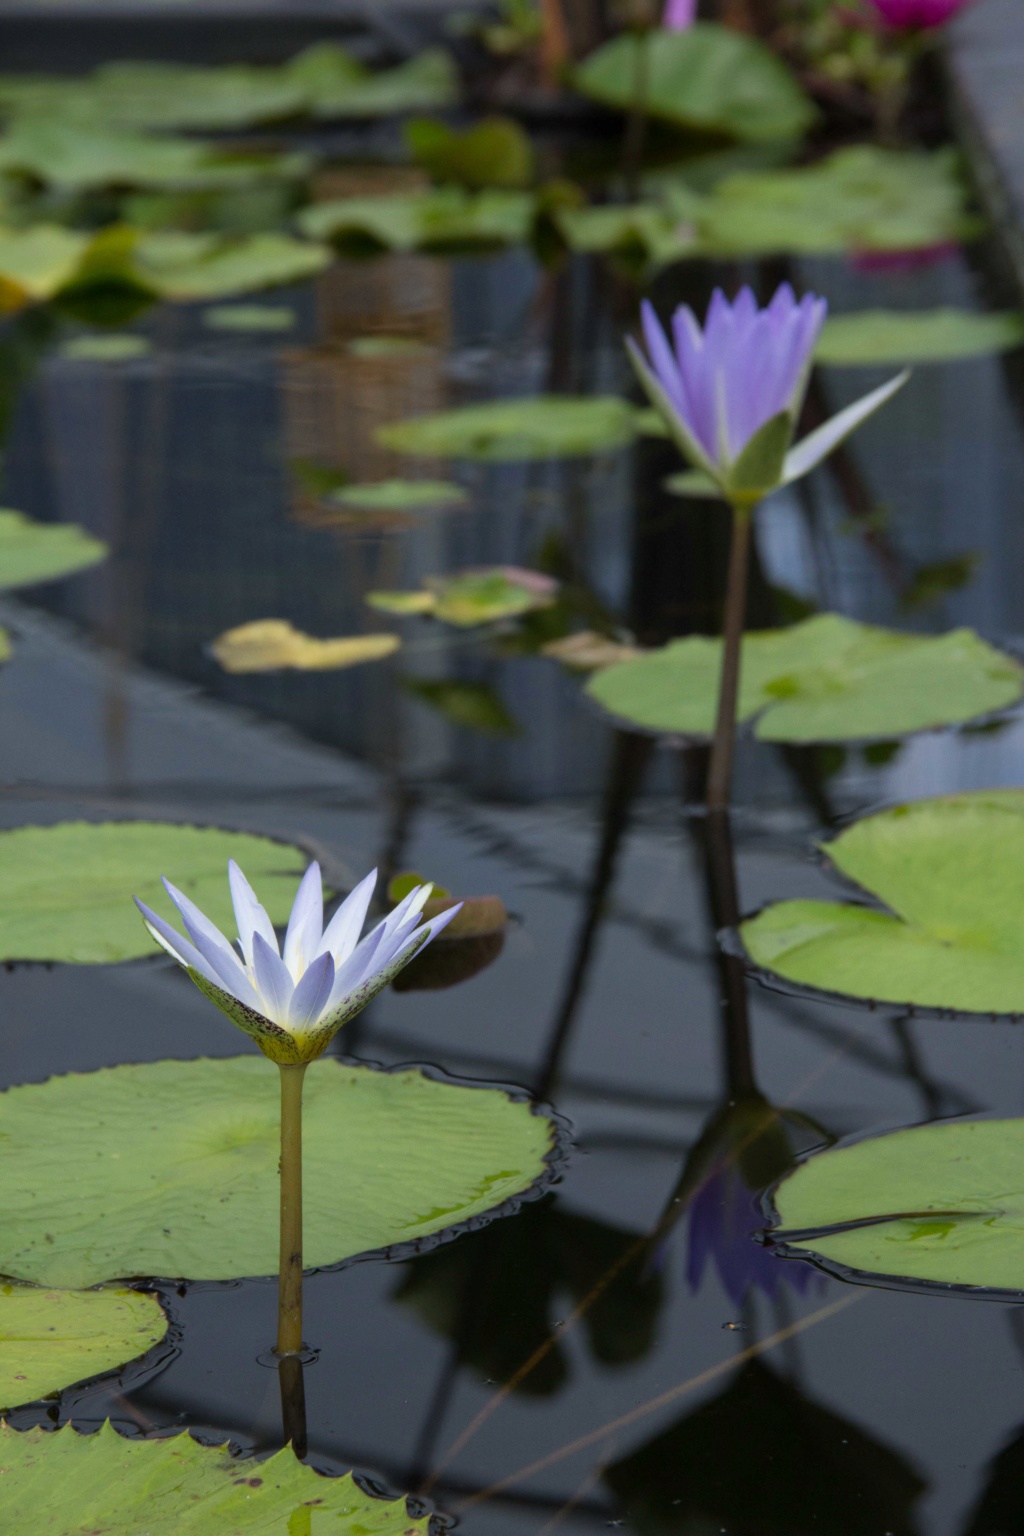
[186,967,305,1064]
[724,409,792,499]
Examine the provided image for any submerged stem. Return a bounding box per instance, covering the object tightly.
[277,1062,307,1359]
[706,505,753,812]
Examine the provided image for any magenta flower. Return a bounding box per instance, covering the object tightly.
[663,0,697,29]
[630,284,907,501]
[864,0,974,27]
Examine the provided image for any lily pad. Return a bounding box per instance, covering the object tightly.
[0,1420,432,1534]
[741,790,1024,1016]
[0,1286,166,1411]
[294,44,458,119]
[330,479,467,513]
[0,119,306,193]
[403,677,521,737]
[816,309,1024,366]
[690,146,980,258]
[0,224,89,308]
[0,1056,556,1287]
[297,186,534,252]
[0,509,107,590]
[202,304,296,332]
[369,567,556,626]
[585,614,1023,744]
[406,114,534,189]
[133,232,331,301]
[376,395,642,461]
[211,620,400,673]
[0,820,309,963]
[771,1118,1024,1293]
[59,333,151,362]
[573,25,816,142]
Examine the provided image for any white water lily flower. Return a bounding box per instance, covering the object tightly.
[135,861,459,1064]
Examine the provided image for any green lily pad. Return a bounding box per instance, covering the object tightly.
[133,232,331,301]
[0,1286,166,1411]
[0,1420,431,1534]
[741,790,1024,1016]
[585,614,1023,744]
[0,1056,556,1287]
[0,224,89,306]
[772,1118,1024,1292]
[369,567,556,625]
[330,479,467,513]
[0,118,306,193]
[377,395,642,461]
[816,309,1024,366]
[406,114,534,189]
[573,25,816,142]
[690,145,980,257]
[202,304,296,332]
[59,333,151,362]
[0,509,107,590]
[293,44,458,119]
[0,820,309,963]
[297,186,534,252]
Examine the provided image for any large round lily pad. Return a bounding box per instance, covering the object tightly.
[772,1119,1024,1292]
[376,395,643,461]
[816,309,1024,368]
[585,614,1022,744]
[0,821,309,963]
[0,1420,431,1535]
[0,1057,556,1288]
[741,790,1024,1016]
[0,1286,166,1411]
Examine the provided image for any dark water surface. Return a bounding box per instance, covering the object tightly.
[4,240,1024,1535]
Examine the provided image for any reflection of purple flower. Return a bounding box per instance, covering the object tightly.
[663,0,697,29]
[851,241,959,274]
[687,1160,818,1307]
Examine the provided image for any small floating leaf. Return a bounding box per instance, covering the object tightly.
[387,872,451,902]
[586,614,1022,743]
[297,186,534,252]
[59,333,150,362]
[133,231,331,300]
[816,308,1024,367]
[0,1420,432,1533]
[211,619,399,674]
[772,1118,1024,1292]
[0,1286,166,1412]
[541,631,643,670]
[369,568,556,626]
[0,820,308,963]
[201,303,296,331]
[366,589,437,616]
[0,1057,556,1286]
[0,224,89,308]
[330,479,467,512]
[741,790,1024,1015]
[406,114,534,189]
[574,25,815,142]
[0,509,107,590]
[377,395,642,461]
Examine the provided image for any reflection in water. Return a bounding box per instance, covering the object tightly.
[605,1356,926,1536]
[278,1352,308,1461]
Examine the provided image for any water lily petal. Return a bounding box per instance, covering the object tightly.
[133,898,222,989]
[228,859,280,965]
[282,860,323,980]
[316,867,377,967]
[251,930,295,1024]
[162,877,257,1002]
[288,948,335,1031]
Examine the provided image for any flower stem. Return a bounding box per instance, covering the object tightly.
[706,504,753,812]
[277,1062,307,1358]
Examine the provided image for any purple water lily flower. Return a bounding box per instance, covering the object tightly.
[663,0,697,29]
[629,284,908,500]
[136,862,459,1063]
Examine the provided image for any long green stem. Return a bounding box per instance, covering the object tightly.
[277,1062,307,1358]
[706,505,753,812]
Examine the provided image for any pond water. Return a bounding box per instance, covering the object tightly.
[4,230,1024,1535]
